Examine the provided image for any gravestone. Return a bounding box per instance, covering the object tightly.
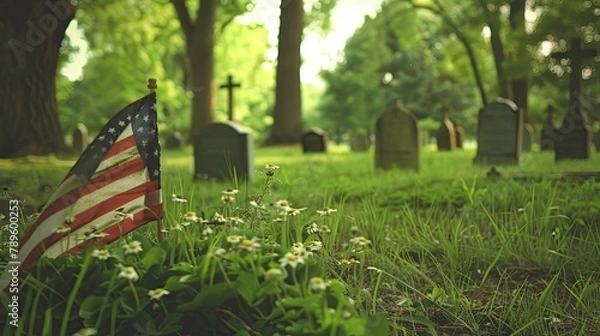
[540,105,558,151]
[302,128,328,153]
[551,38,596,161]
[435,107,456,151]
[594,132,600,152]
[453,120,465,149]
[349,131,370,152]
[72,123,90,154]
[522,123,534,152]
[165,127,185,149]
[375,102,420,171]
[473,98,523,165]
[194,121,254,181]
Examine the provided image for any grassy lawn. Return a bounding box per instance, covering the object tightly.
[1,146,600,335]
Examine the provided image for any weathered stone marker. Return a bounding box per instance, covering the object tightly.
[436,107,456,151]
[219,75,241,121]
[349,131,370,152]
[72,123,90,154]
[551,38,596,161]
[473,98,522,165]
[165,127,185,149]
[541,105,558,151]
[522,123,534,152]
[453,120,465,149]
[194,121,254,181]
[302,128,328,153]
[375,102,420,171]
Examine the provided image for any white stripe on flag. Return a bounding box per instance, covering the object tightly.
[19,167,149,264]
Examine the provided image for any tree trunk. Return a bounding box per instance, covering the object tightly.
[484,7,512,100]
[0,1,74,158]
[509,0,528,121]
[264,0,304,146]
[172,0,217,143]
[410,1,488,106]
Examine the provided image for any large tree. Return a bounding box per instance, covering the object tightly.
[0,0,75,158]
[264,0,304,145]
[264,0,337,145]
[171,0,217,141]
[171,0,251,142]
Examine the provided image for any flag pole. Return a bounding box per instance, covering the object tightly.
[147,78,164,243]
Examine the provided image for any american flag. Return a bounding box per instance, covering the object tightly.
[18,92,163,267]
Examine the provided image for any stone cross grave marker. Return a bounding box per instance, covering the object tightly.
[219,75,241,121]
[473,98,523,165]
[302,128,328,153]
[453,120,465,149]
[194,121,254,181]
[375,102,420,171]
[72,123,90,154]
[522,123,534,152]
[551,38,596,161]
[435,107,456,151]
[541,105,558,151]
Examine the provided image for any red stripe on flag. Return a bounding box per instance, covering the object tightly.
[22,180,160,267]
[104,135,136,161]
[25,158,146,239]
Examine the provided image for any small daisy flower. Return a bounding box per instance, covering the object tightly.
[250,200,266,209]
[309,277,329,292]
[291,242,304,253]
[320,225,332,233]
[221,195,235,203]
[316,207,337,216]
[349,236,371,246]
[213,247,227,257]
[279,252,305,268]
[91,249,111,260]
[182,211,198,222]
[307,240,323,252]
[274,199,291,209]
[272,217,284,222]
[237,237,261,252]
[338,258,360,265]
[265,163,280,170]
[54,224,71,233]
[72,328,97,336]
[118,266,139,282]
[264,268,284,280]
[202,225,214,236]
[293,248,313,259]
[282,207,307,216]
[148,288,170,300]
[306,222,319,234]
[229,216,244,224]
[123,240,143,255]
[213,212,227,223]
[171,194,188,203]
[222,188,239,195]
[226,235,242,244]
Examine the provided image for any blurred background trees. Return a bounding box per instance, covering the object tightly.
[0,0,597,157]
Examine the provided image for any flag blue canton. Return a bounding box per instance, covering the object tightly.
[71,92,161,186]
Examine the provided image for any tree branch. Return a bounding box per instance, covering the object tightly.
[405,0,489,106]
[171,0,193,43]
